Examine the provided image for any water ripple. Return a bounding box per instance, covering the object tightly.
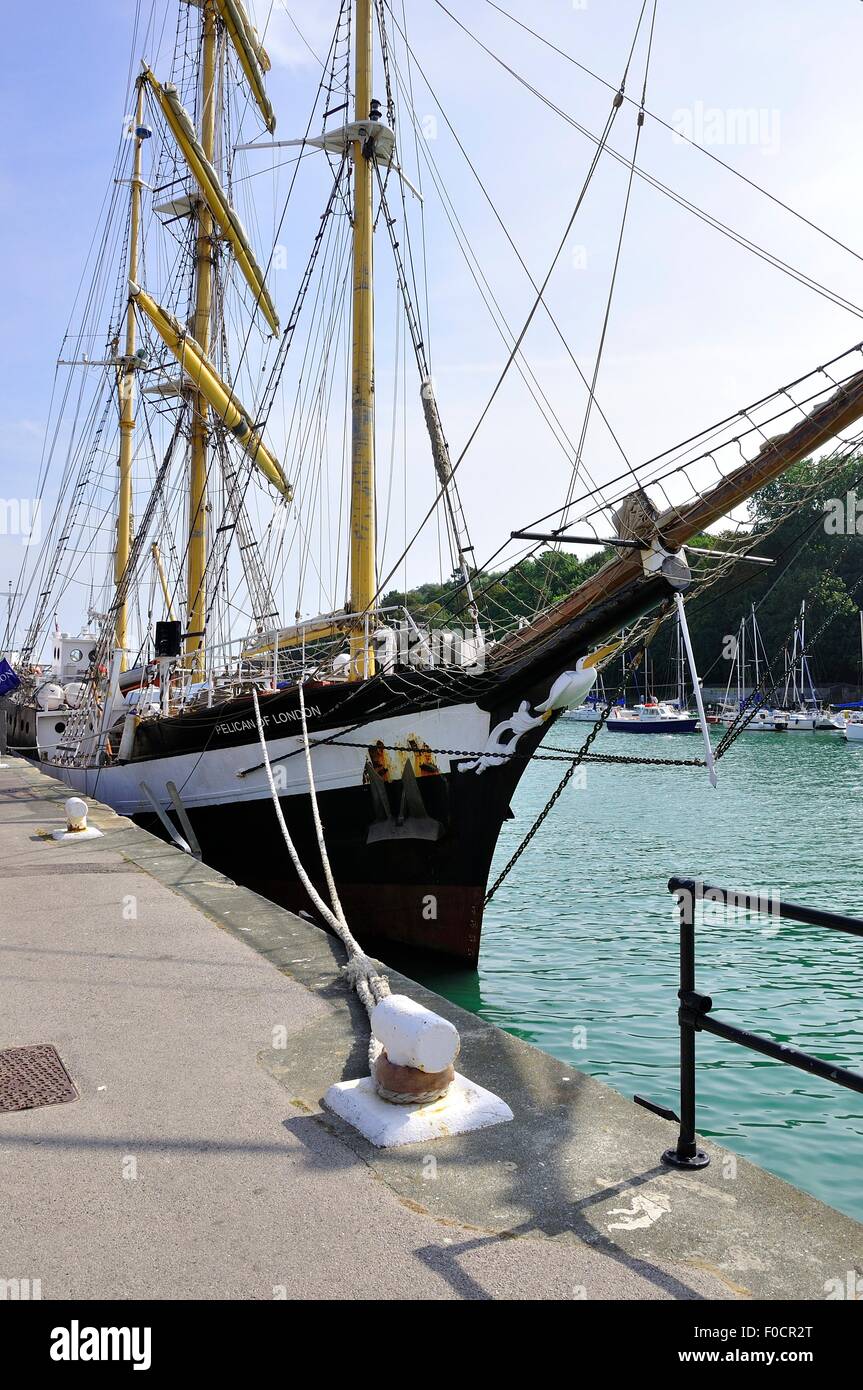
[415,726,863,1222]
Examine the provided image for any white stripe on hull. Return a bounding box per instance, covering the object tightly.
[40,703,491,816]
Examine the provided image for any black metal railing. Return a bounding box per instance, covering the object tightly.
[660,875,863,1170]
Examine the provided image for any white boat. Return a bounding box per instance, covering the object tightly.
[782,709,816,731]
[727,707,788,732]
[813,711,846,731]
[563,704,608,724]
[607,701,699,734]
[565,617,700,733]
[775,602,844,729]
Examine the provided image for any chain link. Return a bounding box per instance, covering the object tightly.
[324,735,704,769]
[484,700,614,904]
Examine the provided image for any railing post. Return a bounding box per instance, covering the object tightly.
[663,879,710,1169]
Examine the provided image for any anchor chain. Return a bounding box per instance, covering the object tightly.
[321,736,705,769]
[484,700,614,904]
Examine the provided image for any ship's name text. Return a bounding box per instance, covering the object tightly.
[215,707,322,737]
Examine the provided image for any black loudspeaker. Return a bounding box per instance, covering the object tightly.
[155,621,182,658]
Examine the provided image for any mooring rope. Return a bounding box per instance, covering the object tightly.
[251,687,390,1068]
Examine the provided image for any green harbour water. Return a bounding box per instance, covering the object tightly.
[413,720,863,1223]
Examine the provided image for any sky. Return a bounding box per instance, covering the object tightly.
[2,0,863,646]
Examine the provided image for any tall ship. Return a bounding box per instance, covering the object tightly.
[4,1,863,962]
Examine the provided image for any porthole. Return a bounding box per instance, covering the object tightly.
[55,722,66,734]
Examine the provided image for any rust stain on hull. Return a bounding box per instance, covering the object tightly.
[365,734,441,784]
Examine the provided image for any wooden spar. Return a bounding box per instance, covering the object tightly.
[659,364,863,546]
[129,285,289,495]
[142,67,280,334]
[213,0,276,133]
[489,362,863,667]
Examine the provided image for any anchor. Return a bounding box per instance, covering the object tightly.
[365,760,442,843]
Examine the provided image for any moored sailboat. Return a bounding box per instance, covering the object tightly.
[714,606,788,731]
[779,602,844,730]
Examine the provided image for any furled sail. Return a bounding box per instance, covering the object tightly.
[130,283,291,499]
[142,67,280,335]
[215,0,276,133]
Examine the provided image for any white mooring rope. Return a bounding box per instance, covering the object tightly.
[251,687,390,1069]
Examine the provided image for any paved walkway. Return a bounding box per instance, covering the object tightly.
[0,757,859,1300]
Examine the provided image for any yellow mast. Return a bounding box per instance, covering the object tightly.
[115,78,146,670]
[349,0,376,678]
[151,543,176,621]
[187,0,218,674]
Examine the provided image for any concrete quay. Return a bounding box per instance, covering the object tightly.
[0,756,860,1301]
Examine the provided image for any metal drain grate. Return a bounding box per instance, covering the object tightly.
[0,1044,78,1113]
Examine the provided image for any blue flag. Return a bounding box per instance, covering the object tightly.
[0,659,21,696]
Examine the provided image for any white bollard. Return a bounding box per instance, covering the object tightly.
[65,798,89,832]
[371,994,460,1073]
[325,991,513,1146]
[52,796,103,841]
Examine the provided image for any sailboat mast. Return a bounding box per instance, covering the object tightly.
[675,611,683,705]
[349,0,376,679]
[187,0,218,675]
[800,598,808,702]
[115,78,146,670]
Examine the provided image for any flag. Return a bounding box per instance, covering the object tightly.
[0,659,21,696]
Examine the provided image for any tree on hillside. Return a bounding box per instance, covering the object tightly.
[664,456,863,692]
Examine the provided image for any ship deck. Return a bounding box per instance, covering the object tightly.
[0,754,860,1301]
